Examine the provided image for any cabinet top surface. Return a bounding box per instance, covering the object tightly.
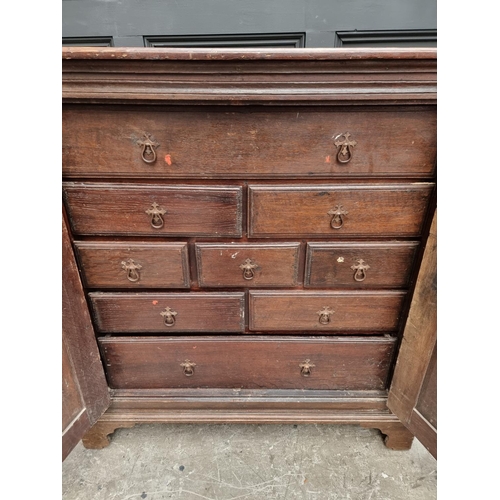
[62,47,436,61]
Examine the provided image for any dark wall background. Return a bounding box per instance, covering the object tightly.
[62,0,436,48]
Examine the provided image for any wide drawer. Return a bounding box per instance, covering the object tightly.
[195,243,301,288]
[89,292,245,333]
[62,105,436,179]
[74,241,190,288]
[98,336,397,390]
[249,291,405,332]
[248,183,434,237]
[63,182,243,237]
[305,241,419,288]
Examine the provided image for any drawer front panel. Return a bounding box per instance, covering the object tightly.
[74,242,190,288]
[63,183,243,237]
[195,243,301,288]
[63,106,436,178]
[249,291,405,332]
[305,242,419,288]
[89,292,245,333]
[99,336,396,390]
[248,183,434,237]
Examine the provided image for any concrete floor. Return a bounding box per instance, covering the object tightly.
[62,424,436,499]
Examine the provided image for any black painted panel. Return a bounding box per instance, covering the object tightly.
[62,0,437,48]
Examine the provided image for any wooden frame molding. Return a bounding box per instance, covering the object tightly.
[62,47,437,105]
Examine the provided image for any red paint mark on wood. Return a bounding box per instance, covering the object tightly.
[152,300,158,305]
[164,154,172,166]
[325,155,331,163]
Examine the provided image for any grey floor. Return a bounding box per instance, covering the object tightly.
[62,423,436,500]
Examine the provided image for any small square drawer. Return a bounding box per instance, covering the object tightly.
[63,182,243,237]
[98,336,397,390]
[89,292,245,333]
[305,241,419,288]
[248,183,434,238]
[249,291,406,333]
[195,243,301,287]
[74,241,190,288]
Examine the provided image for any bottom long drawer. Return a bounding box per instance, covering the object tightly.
[99,336,396,391]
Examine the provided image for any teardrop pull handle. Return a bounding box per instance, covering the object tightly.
[121,258,142,283]
[351,259,370,282]
[299,359,315,377]
[317,306,334,325]
[327,205,348,229]
[160,306,177,327]
[334,132,357,164]
[145,202,167,229]
[239,258,258,280]
[137,133,160,164]
[180,359,196,377]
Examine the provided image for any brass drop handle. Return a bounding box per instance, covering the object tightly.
[145,202,167,229]
[317,306,334,325]
[137,133,160,164]
[327,205,348,229]
[121,258,142,283]
[299,359,315,377]
[181,359,196,377]
[334,132,357,164]
[351,259,370,282]
[160,306,177,327]
[239,258,258,280]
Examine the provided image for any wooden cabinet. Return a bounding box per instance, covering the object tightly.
[62,47,436,458]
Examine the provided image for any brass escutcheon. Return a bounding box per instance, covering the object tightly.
[145,202,167,229]
[121,258,142,283]
[351,259,370,282]
[180,359,196,377]
[160,306,177,327]
[334,132,357,164]
[317,306,334,325]
[239,258,258,280]
[327,205,348,229]
[299,359,315,377]
[137,133,160,164]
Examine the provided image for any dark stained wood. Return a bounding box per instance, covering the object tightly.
[248,183,434,237]
[62,212,110,461]
[89,292,246,333]
[388,210,437,458]
[110,388,390,411]
[63,105,436,179]
[63,48,436,453]
[74,241,190,289]
[62,48,437,106]
[99,336,396,390]
[63,182,243,237]
[416,344,437,428]
[373,421,414,450]
[249,290,405,332]
[305,241,419,288]
[62,338,85,432]
[195,243,301,287]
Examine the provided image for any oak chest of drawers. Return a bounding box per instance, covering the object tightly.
[62,47,437,453]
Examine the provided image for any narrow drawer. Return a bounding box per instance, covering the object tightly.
[98,336,397,390]
[195,243,301,288]
[63,182,243,237]
[248,183,434,237]
[305,241,419,288]
[89,292,245,333]
[63,105,436,179]
[249,291,405,333]
[74,242,190,288]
